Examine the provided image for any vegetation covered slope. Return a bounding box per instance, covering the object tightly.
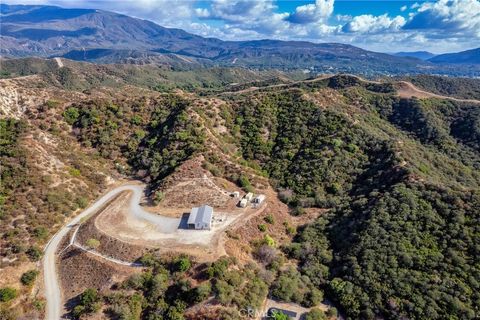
[0,57,295,93]
[1,65,480,320]
[217,76,480,319]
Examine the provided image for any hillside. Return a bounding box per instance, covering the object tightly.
[394,51,436,60]
[429,47,480,64]
[399,75,480,100]
[1,4,480,76]
[1,61,480,319]
[0,57,296,92]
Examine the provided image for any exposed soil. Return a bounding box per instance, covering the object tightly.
[395,81,480,104]
[155,157,240,211]
[75,193,148,262]
[58,247,139,304]
[93,184,257,262]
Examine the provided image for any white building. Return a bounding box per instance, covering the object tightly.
[253,194,266,204]
[244,192,254,201]
[187,205,213,230]
[239,198,248,208]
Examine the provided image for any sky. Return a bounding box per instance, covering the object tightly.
[4,0,480,53]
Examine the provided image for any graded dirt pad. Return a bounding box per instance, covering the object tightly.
[155,157,240,211]
[94,189,253,262]
[84,178,261,262]
[58,247,139,303]
[395,81,480,104]
[396,81,438,99]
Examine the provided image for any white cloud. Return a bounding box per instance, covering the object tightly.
[4,0,480,53]
[400,5,407,12]
[200,0,276,23]
[342,14,406,33]
[411,2,420,9]
[194,8,210,18]
[404,0,480,37]
[335,14,352,22]
[287,0,334,24]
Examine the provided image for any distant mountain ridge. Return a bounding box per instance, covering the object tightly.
[1,4,479,76]
[428,48,480,64]
[394,51,436,60]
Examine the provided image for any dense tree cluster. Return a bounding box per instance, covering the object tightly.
[96,254,270,319]
[232,90,403,208]
[67,94,205,187]
[226,80,480,319]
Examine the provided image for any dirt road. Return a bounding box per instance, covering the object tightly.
[43,184,179,320]
[219,74,480,105]
[396,81,480,104]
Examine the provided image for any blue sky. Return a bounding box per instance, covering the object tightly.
[5,0,480,53]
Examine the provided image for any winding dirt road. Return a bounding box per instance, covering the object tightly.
[43,184,179,320]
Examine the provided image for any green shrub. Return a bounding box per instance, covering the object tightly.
[194,282,212,302]
[0,287,17,302]
[73,288,101,319]
[63,107,79,125]
[283,222,296,235]
[33,226,48,240]
[258,224,267,232]
[291,206,305,216]
[173,257,191,273]
[85,238,100,249]
[21,270,39,286]
[326,307,338,318]
[238,175,253,193]
[26,246,42,261]
[264,214,275,224]
[76,197,89,209]
[305,308,327,320]
[263,234,275,247]
[271,310,290,320]
[153,191,164,205]
[68,167,81,177]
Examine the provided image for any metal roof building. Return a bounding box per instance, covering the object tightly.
[187,205,213,230]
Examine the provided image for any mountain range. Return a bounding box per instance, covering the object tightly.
[393,51,436,60]
[1,4,479,76]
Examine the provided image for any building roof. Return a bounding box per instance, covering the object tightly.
[188,205,213,225]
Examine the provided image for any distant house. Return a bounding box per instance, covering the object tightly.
[244,192,254,201]
[187,205,213,230]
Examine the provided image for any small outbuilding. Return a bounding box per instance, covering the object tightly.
[244,192,254,201]
[253,194,266,204]
[187,205,213,230]
[239,198,248,208]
